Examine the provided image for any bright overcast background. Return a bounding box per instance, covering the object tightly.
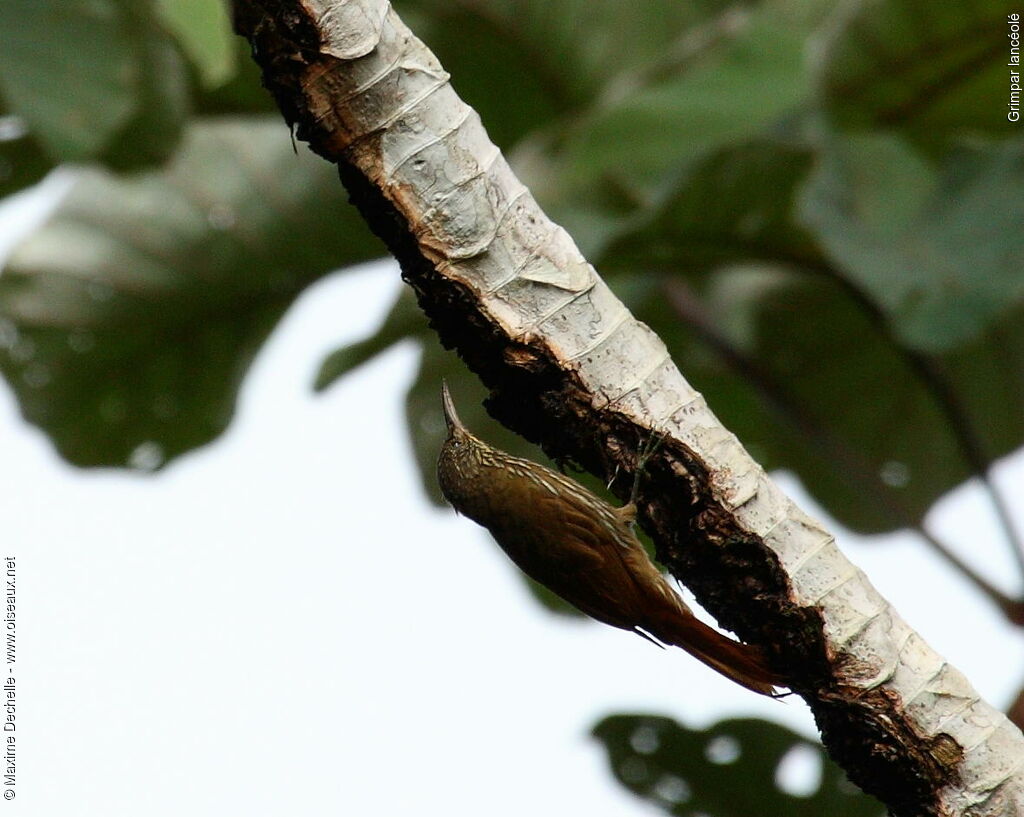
[2,177,1024,816]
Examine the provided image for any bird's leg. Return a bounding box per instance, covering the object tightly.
[629,429,666,504]
[621,429,666,528]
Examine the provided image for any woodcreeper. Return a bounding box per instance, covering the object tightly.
[436,382,782,696]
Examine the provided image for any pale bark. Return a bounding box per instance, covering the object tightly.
[232,2,1024,814]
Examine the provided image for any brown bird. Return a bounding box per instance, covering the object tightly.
[436,382,782,696]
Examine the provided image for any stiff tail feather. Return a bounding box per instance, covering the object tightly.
[647,612,784,696]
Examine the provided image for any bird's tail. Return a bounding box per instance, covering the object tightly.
[646,610,784,696]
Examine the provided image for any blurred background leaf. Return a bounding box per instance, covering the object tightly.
[400,0,741,137]
[0,118,379,468]
[0,0,191,167]
[602,140,822,275]
[156,0,237,89]
[593,714,883,816]
[799,135,1024,352]
[653,273,1024,533]
[817,0,1017,144]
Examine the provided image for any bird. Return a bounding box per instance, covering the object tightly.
[436,382,783,696]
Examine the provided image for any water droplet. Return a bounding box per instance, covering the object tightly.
[618,757,648,785]
[629,725,660,755]
[653,774,691,804]
[10,337,35,363]
[420,412,445,435]
[67,329,95,353]
[0,116,27,142]
[774,743,822,798]
[879,460,910,488]
[128,441,164,472]
[705,734,741,764]
[21,362,50,389]
[207,204,236,231]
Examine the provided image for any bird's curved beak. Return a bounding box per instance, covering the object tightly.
[440,380,465,434]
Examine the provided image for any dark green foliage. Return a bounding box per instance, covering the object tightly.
[0,0,190,167]
[818,0,1017,142]
[0,120,379,467]
[593,714,883,816]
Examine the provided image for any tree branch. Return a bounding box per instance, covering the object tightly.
[232,2,1024,814]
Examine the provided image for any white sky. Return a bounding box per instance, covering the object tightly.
[1,183,1023,816]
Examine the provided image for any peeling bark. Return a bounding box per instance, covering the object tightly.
[232,2,1024,814]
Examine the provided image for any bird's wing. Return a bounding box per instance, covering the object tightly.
[495,486,659,631]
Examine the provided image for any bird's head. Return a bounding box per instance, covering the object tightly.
[437,381,488,507]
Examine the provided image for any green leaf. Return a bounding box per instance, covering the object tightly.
[0,117,381,469]
[401,0,734,141]
[0,0,135,159]
[548,2,815,256]
[314,288,428,392]
[0,0,189,166]
[156,0,236,89]
[99,12,192,171]
[195,39,280,116]
[593,714,882,817]
[632,270,1024,533]
[799,134,1024,352]
[400,0,814,256]
[818,0,1017,141]
[605,140,821,275]
[559,14,811,188]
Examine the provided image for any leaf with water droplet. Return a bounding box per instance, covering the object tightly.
[593,714,883,817]
[0,118,381,468]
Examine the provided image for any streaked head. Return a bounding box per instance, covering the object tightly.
[437,381,487,509]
